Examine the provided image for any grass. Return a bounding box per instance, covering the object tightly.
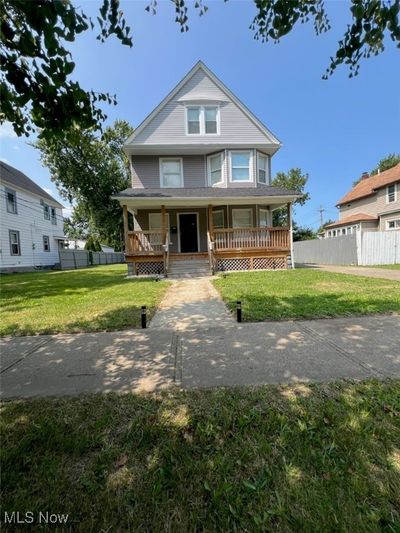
[213,270,400,321]
[1,380,399,531]
[366,264,400,270]
[0,265,169,336]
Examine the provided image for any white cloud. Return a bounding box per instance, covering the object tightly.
[0,122,17,139]
[62,206,73,218]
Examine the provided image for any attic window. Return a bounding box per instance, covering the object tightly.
[186,106,219,135]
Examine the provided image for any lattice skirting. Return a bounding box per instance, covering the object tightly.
[217,256,287,272]
[135,261,164,276]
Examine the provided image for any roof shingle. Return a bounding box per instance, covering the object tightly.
[325,213,378,228]
[337,163,400,206]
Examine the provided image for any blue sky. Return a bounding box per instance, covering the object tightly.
[1,0,399,227]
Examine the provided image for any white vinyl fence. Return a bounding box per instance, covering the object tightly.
[294,230,400,266]
[59,250,124,270]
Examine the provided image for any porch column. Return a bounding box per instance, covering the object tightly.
[161,204,167,243]
[287,202,295,269]
[122,204,129,253]
[208,204,214,238]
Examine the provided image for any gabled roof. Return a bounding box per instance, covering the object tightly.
[325,213,378,228]
[124,60,281,149]
[1,161,63,208]
[337,163,400,206]
[0,161,63,208]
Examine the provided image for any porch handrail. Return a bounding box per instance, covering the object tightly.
[127,230,164,254]
[213,227,290,251]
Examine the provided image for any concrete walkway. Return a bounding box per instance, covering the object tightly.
[1,314,399,398]
[305,264,400,281]
[149,277,234,331]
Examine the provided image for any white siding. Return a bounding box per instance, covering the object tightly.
[131,69,274,146]
[0,181,63,269]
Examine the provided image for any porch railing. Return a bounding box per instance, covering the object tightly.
[127,230,165,254]
[213,227,290,251]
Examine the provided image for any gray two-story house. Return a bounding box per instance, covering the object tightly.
[115,61,300,276]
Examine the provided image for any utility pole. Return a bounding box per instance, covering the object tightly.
[318,205,325,228]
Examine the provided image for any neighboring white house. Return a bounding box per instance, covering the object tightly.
[0,162,66,272]
[66,239,115,252]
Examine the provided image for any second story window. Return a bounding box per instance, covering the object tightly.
[5,188,17,214]
[43,204,50,220]
[230,151,252,182]
[159,158,184,188]
[186,106,220,135]
[51,207,57,225]
[257,154,269,184]
[387,183,396,203]
[207,153,223,186]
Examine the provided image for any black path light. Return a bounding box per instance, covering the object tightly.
[141,306,147,329]
[236,301,242,323]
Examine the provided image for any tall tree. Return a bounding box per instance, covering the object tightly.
[2,1,399,139]
[271,168,310,226]
[37,120,133,250]
[292,223,317,242]
[370,153,400,175]
[1,0,132,140]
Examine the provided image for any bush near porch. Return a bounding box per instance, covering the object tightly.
[213,270,400,321]
[1,380,399,531]
[0,265,169,336]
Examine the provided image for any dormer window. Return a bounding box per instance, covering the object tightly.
[186,106,220,135]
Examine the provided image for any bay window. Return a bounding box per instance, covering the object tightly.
[207,153,223,185]
[230,151,252,182]
[257,153,268,184]
[187,107,200,134]
[160,158,183,188]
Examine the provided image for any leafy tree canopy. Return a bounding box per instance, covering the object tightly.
[37,120,133,250]
[271,167,310,226]
[370,153,400,175]
[84,235,102,252]
[293,222,316,242]
[1,0,132,140]
[1,0,399,139]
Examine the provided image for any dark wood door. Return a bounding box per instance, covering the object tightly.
[179,213,198,253]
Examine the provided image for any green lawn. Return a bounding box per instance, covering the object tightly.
[214,270,400,321]
[0,265,169,336]
[1,380,399,531]
[367,264,400,270]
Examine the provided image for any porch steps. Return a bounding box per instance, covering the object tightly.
[167,258,211,279]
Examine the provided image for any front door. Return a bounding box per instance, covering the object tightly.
[179,213,199,253]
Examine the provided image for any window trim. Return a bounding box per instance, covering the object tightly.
[5,187,17,214]
[386,218,400,230]
[9,230,21,256]
[212,209,225,229]
[232,207,254,228]
[43,235,50,252]
[185,105,220,136]
[229,150,253,183]
[43,203,50,220]
[207,152,224,186]
[159,157,184,188]
[386,183,397,204]
[257,152,269,184]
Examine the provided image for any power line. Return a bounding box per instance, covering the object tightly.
[0,191,66,223]
[318,205,325,227]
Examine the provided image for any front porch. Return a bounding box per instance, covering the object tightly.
[123,203,293,276]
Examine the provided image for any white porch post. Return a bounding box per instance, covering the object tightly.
[287,202,295,269]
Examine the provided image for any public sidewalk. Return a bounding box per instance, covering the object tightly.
[1,314,399,398]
